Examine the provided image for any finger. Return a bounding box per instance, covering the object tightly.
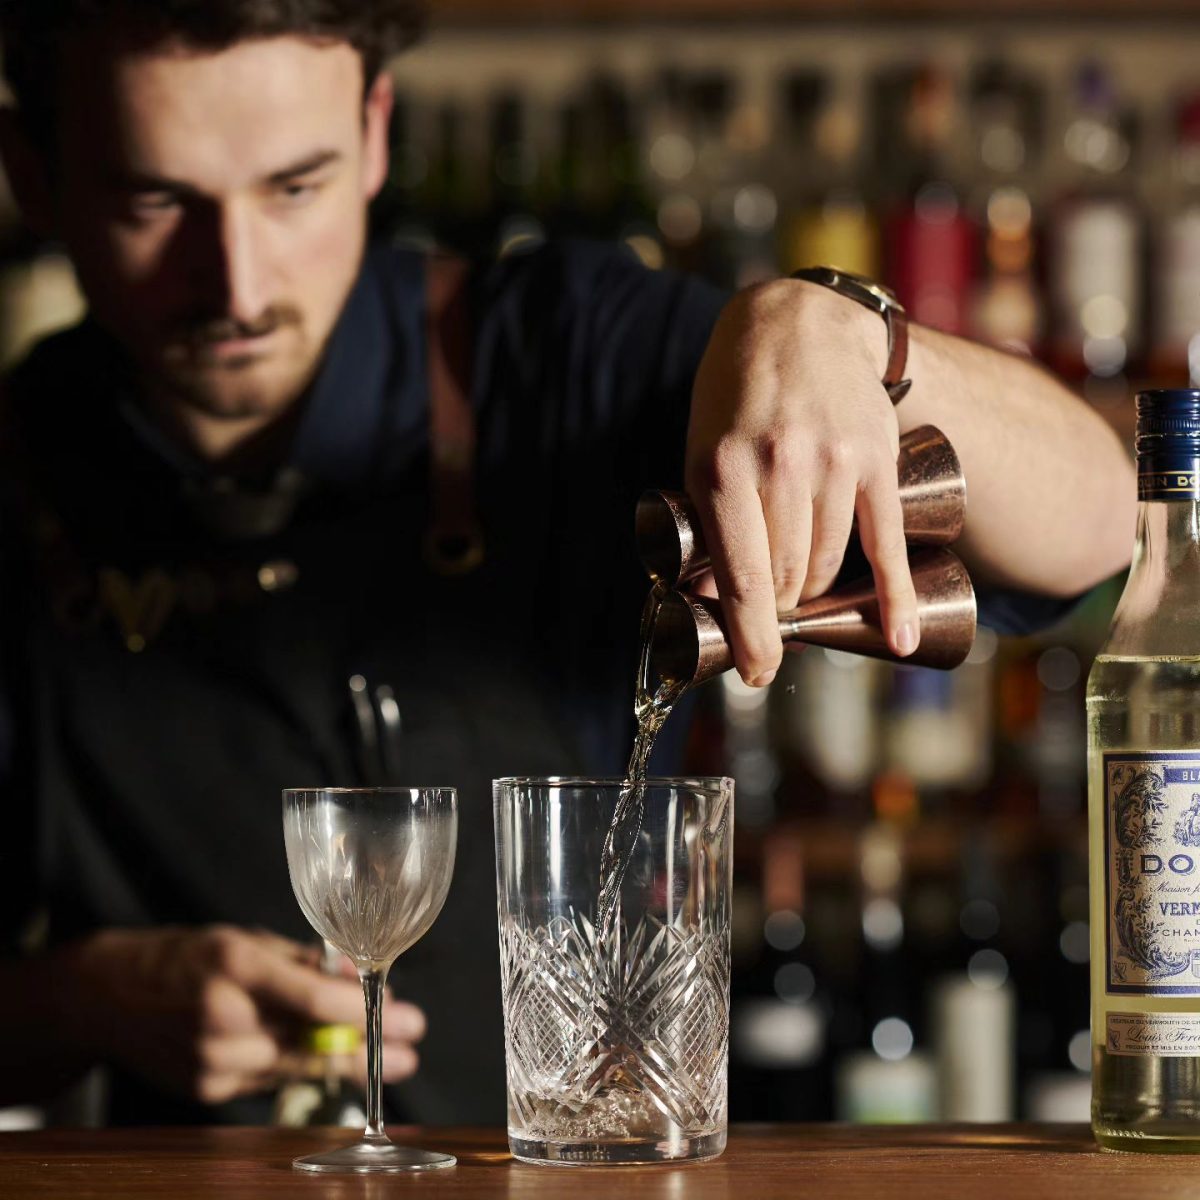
[383,1001,426,1043]
[212,934,367,1026]
[801,469,857,601]
[760,470,812,614]
[194,1073,250,1106]
[196,1032,281,1079]
[197,976,262,1037]
[270,998,423,1055]
[249,928,320,967]
[689,452,782,686]
[857,471,919,657]
[240,955,425,1043]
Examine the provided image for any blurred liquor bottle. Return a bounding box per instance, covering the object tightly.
[643,68,705,272]
[546,95,590,239]
[709,90,779,290]
[1043,836,1092,1083]
[769,643,877,1084]
[859,772,919,1036]
[882,651,995,804]
[422,98,480,255]
[779,72,880,279]
[966,60,1045,357]
[991,635,1088,824]
[730,826,833,1120]
[681,71,744,287]
[484,90,546,259]
[1048,61,1143,399]
[775,647,881,806]
[554,75,663,265]
[272,1023,368,1128]
[883,64,978,336]
[721,672,781,831]
[835,772,936,1122]
[1150,90,1200,386]
[933,972,1016,1120]
[374,91,435,252]
[924,796,1016,1120]
[597,76,664,269]
[992,632,1042,818]
[1030,643,1086,819]
[1007,828,1091,1119]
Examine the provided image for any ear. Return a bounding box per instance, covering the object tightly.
[0,107,56,238]
[361,70,394,203]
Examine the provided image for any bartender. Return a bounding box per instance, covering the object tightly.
[0,0,1132,1124]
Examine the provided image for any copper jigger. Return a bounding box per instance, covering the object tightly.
[649,546,977,690]
[637,424,966,587]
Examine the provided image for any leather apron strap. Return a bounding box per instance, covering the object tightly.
[424,254,484,576]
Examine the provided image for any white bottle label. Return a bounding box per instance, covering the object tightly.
[1158,209,1200,352]
[1106,1012,1200,1056]
[1054,200,1141,348]
[1105,752,1200,995]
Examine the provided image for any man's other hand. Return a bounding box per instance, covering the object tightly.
[686,278,920,686]
[57,925,425,1105]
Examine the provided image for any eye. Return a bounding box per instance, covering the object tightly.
[276,177,324,205]
[130,192,181,217]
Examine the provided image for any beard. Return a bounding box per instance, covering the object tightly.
[153,303,316,421]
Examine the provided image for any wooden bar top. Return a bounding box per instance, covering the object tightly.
[2,1123,1197,1199]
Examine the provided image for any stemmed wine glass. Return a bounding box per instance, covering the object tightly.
[283,787,457,1173]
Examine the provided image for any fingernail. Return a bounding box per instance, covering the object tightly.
[749,669,777,688]
[895,622,917,656]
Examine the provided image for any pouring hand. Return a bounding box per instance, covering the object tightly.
[686,278,919,686]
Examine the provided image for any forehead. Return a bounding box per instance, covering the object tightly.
[57,33,365,185]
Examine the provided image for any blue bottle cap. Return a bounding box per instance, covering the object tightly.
[1136,389,1200,500]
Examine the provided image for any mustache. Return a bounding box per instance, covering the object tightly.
[171,305,303,349]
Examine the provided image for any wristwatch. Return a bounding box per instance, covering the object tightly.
[790,266,912,404]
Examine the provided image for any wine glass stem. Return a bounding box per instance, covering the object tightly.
[360,966,388,1142]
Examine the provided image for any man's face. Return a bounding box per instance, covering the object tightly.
[48,33,390,423]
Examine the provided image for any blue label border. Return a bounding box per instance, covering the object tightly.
[1105,750,1200,997]
[1138,456,1200,501]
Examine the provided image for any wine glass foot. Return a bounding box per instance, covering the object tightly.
[292,1140,456,1173]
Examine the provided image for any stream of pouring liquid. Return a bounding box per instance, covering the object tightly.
[595,582,687,945]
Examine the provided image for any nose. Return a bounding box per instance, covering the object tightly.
[181,198,270,325]
[216,201,271,325]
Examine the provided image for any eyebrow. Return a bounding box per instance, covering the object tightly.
[111,148,344,194]
[265,149,343,185]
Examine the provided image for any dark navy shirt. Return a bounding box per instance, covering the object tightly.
[0,238,1074,1125]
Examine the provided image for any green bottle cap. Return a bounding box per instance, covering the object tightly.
[302,1023,362,1055]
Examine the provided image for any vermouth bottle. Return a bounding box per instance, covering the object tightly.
[1088,388,1200,1151]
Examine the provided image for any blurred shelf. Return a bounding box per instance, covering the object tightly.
[433,0,1200,21]
[736,813,1088,880]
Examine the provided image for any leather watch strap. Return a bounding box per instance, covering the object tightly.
[790,266,912,405]
[883,307,911,405]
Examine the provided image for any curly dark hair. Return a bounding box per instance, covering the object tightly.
[0,0,427,141]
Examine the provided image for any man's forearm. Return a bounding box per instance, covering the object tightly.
[684,277,1133,685]
[898,324,1137,597]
